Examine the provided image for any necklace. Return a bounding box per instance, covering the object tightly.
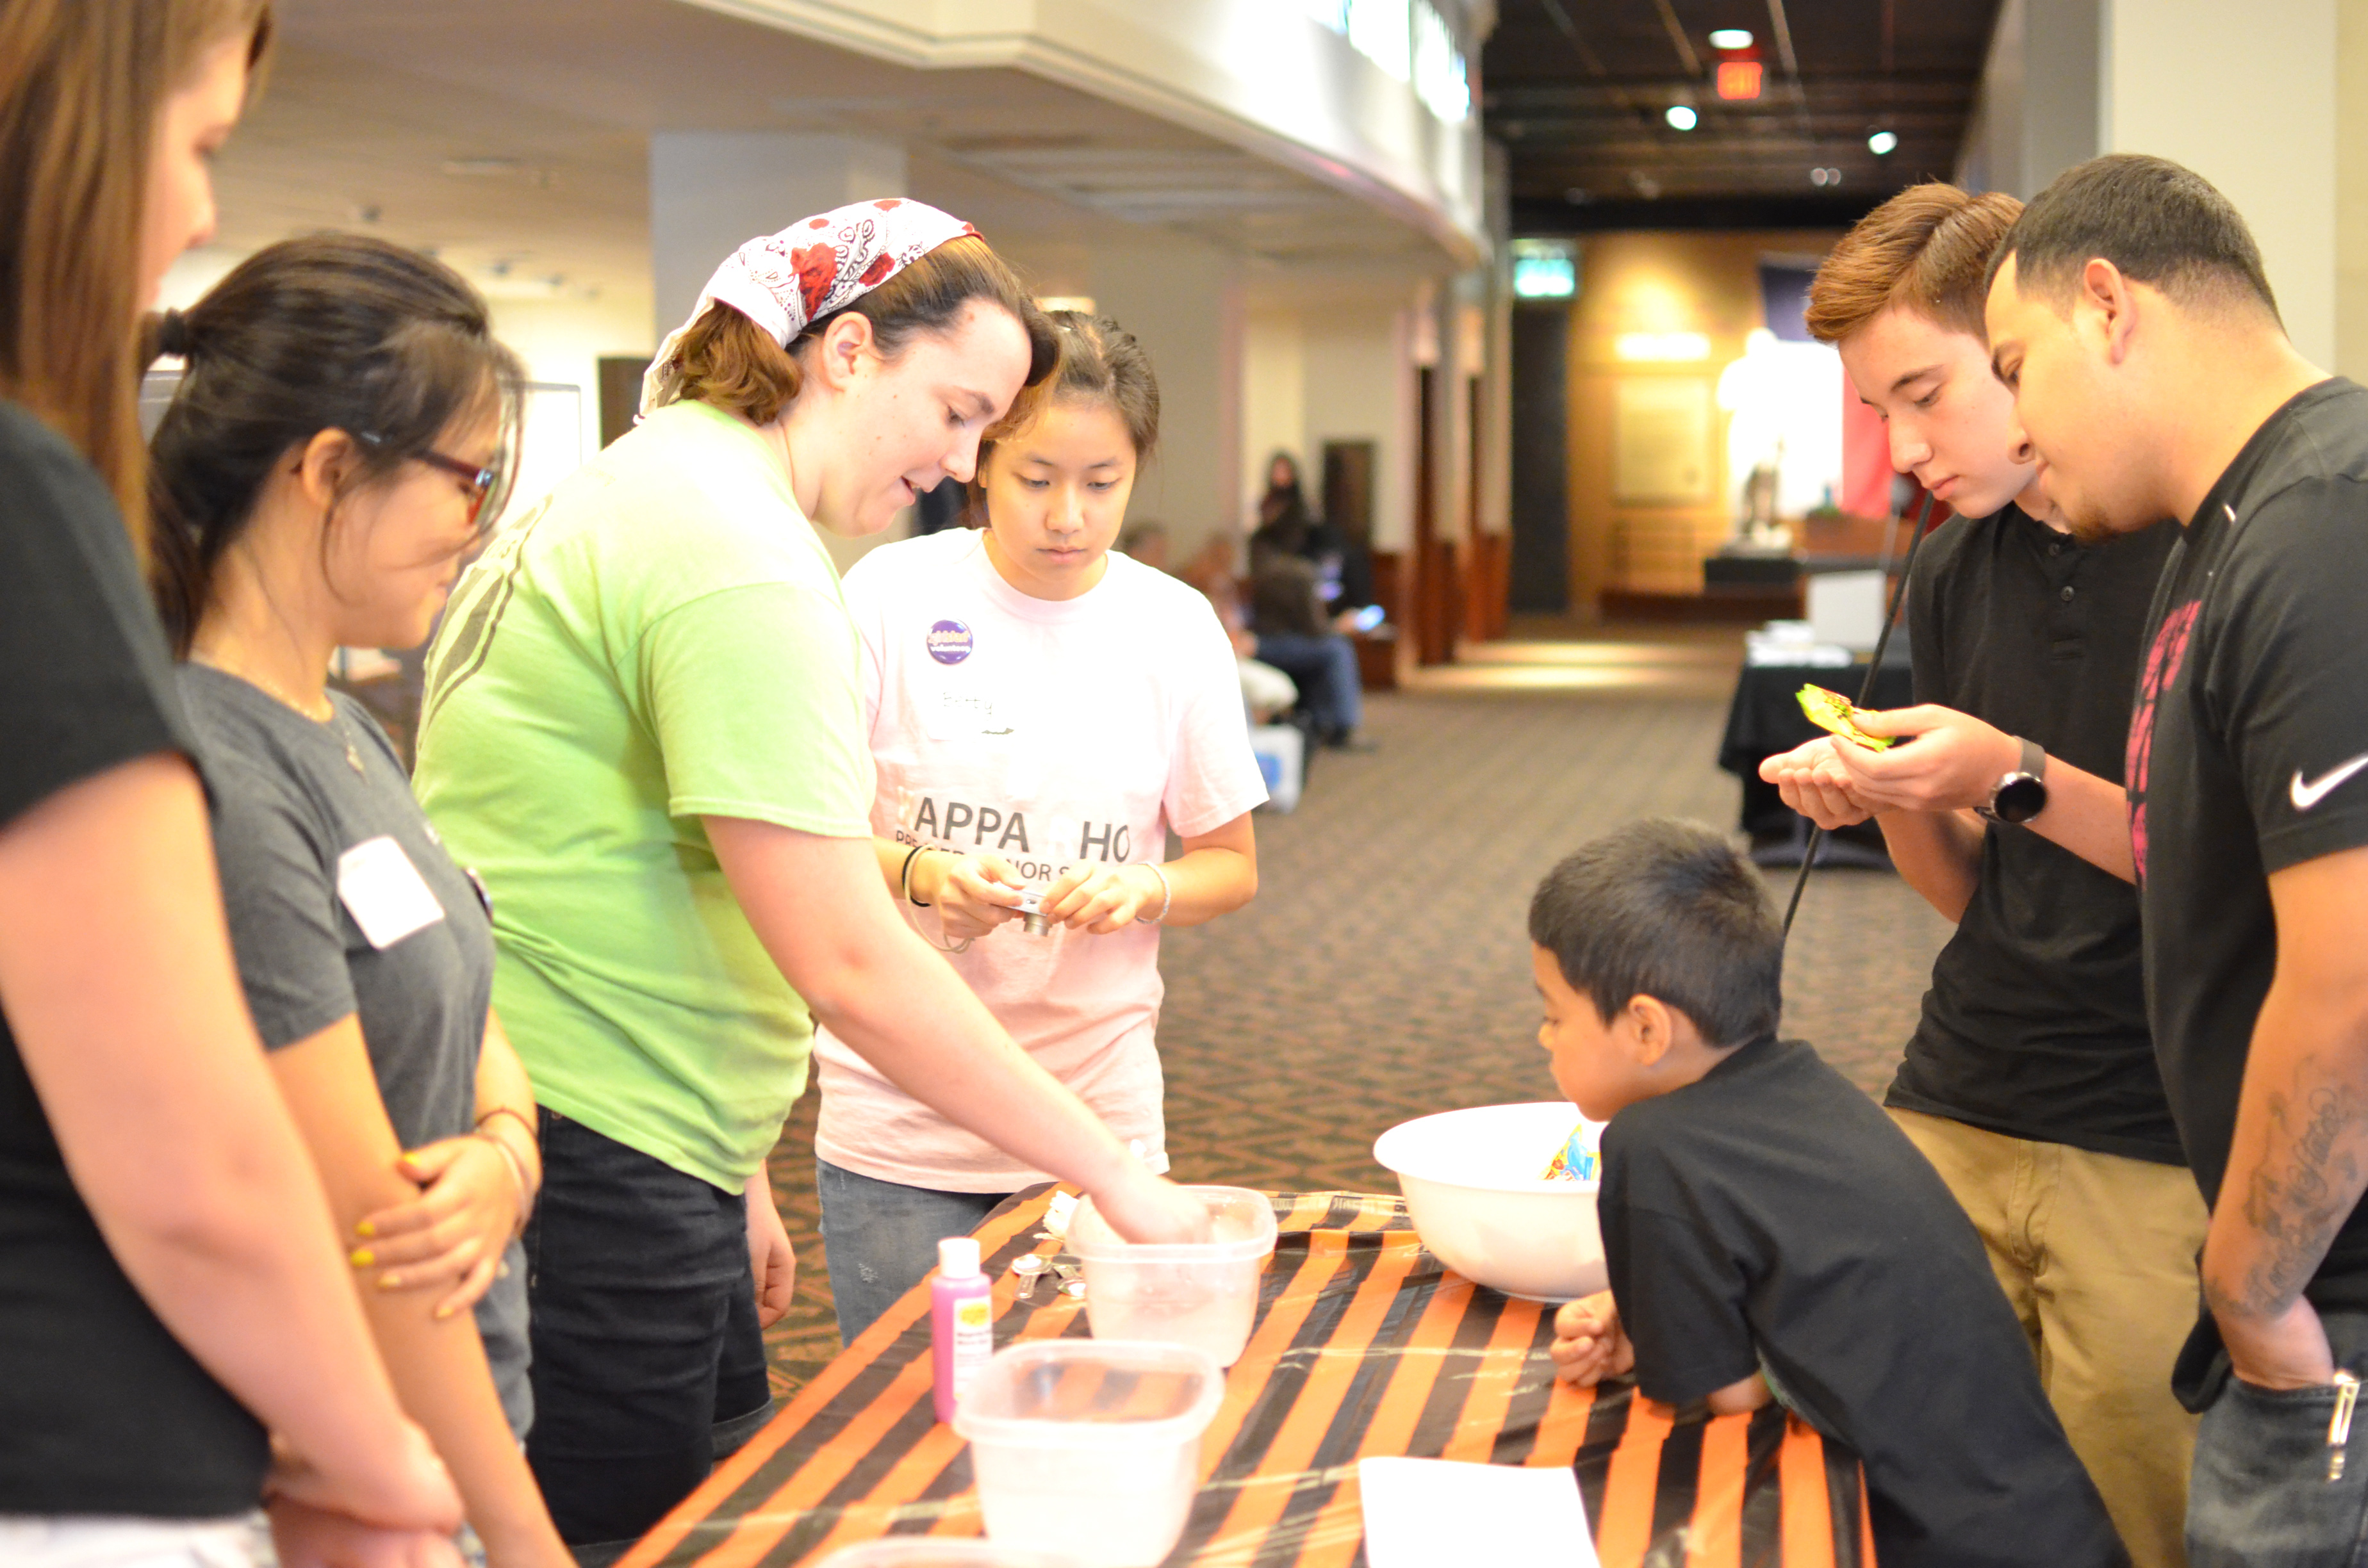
[194,654,365,774]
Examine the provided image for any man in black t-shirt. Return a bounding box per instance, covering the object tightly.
[1533,821,2123,1567]
[1987,154,2368,1565]
[1759,184,2201,1568]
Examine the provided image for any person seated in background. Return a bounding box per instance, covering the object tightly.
[1533,819,2125,1568]
[1173,532,1298,726]
[1250,450,1375,616]
[1246,542,1367,749]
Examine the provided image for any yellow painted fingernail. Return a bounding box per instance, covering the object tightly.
[354,1220,375,1239]
[434,1303,454,1319]
[377,1272,399,1289]
[350,1248,374,1268]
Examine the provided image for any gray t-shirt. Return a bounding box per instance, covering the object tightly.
[180,666,530,1435]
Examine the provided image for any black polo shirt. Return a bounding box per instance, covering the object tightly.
[1882,503,2185,1165]
[2128,379,2368,1347]
[1604,1036,2123,1566]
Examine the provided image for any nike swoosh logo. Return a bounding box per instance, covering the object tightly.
[2292,753,2368,810]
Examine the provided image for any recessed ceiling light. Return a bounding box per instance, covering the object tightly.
[1665,104,1698,131]
[1868,131,1898,155]
[1708,28,1753,49]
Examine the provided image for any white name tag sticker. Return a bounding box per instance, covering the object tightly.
[927,687,1020,741]
[337,835,447,951]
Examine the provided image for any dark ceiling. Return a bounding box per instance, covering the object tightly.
[1483,0,2005,233]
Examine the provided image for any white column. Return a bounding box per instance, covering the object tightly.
[1085,238,1244,560]
[2101,0,2337,364]
[649,133,907,345]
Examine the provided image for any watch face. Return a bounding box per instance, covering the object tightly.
[1994,774,2048,824]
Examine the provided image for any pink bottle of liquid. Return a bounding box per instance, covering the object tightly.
[932,1236,994,1424]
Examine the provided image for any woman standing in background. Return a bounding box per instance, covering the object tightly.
[0,4,462,1564]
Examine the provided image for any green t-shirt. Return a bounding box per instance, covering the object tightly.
[415,400,873,1191]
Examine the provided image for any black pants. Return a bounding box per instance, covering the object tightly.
[523,1109,774,1561]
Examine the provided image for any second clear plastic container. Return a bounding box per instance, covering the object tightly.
[1067,1184,1278,1368]
[951,1339,1223,1568]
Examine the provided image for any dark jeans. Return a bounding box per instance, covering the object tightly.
[523,1109,774,1564]
[816,1157,1012,1345]
[2188,1311,2368,1567]
[1254,631,1363,740]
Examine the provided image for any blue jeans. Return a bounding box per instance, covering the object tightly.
[523,1110,773,1564]
[816,1157,1013,1344]
[1253,631,1363,740]
[2187,1311,2368,1567]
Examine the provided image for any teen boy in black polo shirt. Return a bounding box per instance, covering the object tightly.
[1986,152,2368,1568]
[1761,183,2200,1568]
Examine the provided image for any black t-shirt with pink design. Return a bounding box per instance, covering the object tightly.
[2127,377,2368,1345]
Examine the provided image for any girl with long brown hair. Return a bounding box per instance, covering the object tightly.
[0,4,461,1564]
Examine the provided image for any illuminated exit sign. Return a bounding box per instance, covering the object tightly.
[1716,60,1763,99]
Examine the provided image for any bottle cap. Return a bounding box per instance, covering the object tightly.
[939,1236,982,1279]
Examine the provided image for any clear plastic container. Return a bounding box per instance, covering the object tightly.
[1067,1185,1278,1368]
[951,1339,1224,1568]
[808,1542,1085,1567]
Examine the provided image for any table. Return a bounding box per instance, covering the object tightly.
[623,1189,1875,1568]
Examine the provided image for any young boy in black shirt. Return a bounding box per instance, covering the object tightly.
[1534,820,2124,1567]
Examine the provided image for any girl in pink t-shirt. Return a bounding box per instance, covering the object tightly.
[813,313,1267,1341]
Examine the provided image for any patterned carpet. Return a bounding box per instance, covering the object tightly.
[758,681,1956,1391]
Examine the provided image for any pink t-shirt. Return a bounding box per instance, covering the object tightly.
[812,530,1269,1191]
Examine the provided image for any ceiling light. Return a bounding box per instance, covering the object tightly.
[1868,131,1898,155]
[1708,28,1753,49]
[1665,104,1698,131]
[1811,167,1843,186]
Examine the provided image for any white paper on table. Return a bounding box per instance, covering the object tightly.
[1357,1455,1598,1568]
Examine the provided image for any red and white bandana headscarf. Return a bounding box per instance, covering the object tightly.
[640,197,981,416]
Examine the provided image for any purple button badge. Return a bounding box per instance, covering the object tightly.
[926,619,973,665]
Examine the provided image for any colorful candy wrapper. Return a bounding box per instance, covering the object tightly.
[1796,683,1896,751]
[1541,1123,1600,1183]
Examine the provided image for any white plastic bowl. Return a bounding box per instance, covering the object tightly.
[953,1339,1223,1568]
[1372,1102,1609,1302]
[1069,1185,1276,1368]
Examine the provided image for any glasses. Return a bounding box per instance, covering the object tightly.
[356,429,511,533]
[413,449,498,526]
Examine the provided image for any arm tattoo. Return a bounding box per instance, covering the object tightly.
[2208,1070,2367,1319]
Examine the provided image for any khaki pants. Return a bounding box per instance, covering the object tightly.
[1890,1107,2208,1568]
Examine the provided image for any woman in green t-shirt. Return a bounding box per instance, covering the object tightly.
[413,200,1206,1556]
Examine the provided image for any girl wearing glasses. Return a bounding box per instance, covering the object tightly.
[147,234,571,1568]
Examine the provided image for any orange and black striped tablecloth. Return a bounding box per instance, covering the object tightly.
[621,1188,1877,1568]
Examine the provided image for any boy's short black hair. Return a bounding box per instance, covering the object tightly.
[1528,819,1781,1047]
[1987,152,2279,323]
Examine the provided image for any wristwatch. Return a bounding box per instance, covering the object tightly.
[1978,737,2050,825]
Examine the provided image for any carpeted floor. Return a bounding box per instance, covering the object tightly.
[757,682,1956,1391]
